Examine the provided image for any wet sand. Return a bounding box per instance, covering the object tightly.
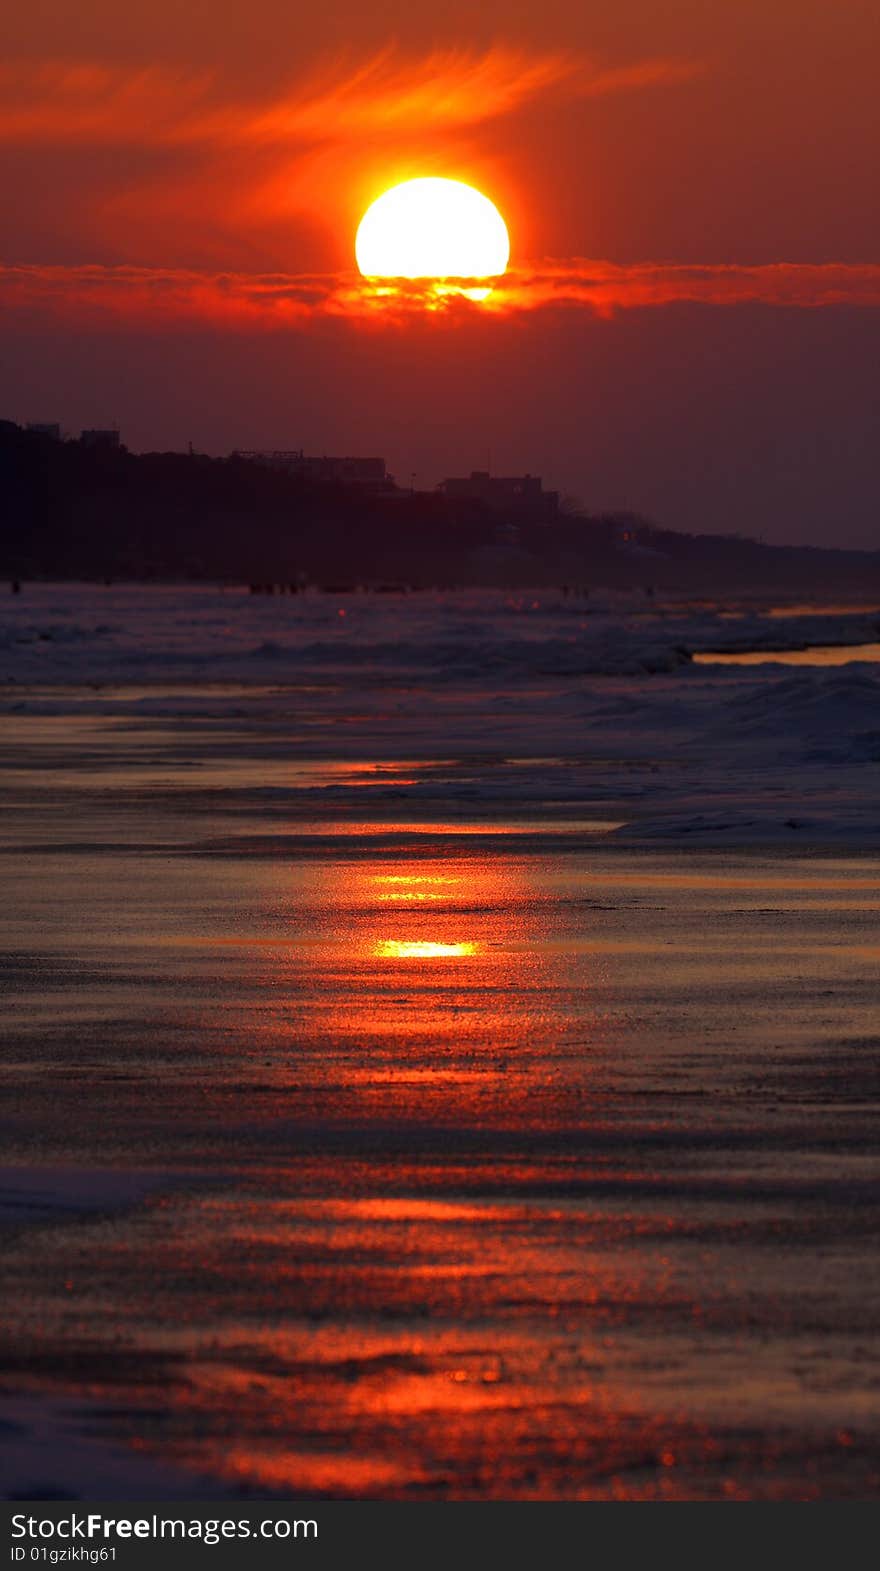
[2,593,879,1500]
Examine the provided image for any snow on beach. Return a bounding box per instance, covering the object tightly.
[2,582,879,848]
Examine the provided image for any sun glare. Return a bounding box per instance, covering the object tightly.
[375,940,478,959]
[355,178,509,299]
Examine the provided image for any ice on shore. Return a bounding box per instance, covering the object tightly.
[2,583,879,849]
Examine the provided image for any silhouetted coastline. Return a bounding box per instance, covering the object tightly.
[2,420,879,593]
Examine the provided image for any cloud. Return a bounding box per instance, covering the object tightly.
[236,49,702,143]
[0,62,214,144]
[3,260,880,329]
[0,47,702,149]
[0,264,330,326]
[496,261,880,314]
[0,47,707,265]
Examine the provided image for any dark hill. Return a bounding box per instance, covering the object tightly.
[1,422,878,593]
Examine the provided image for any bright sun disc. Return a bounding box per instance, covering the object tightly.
[355,178,509,288]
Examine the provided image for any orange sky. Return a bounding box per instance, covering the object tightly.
[1,1,879,543]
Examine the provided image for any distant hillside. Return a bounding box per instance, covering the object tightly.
[1,421,879,592]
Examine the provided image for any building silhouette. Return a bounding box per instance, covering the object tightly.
[80,428,121,449]
[438,470,559,522]
[233,450,393,492]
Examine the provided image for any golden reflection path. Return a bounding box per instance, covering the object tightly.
[139,849,648,1495]
[7,833,877,1499]
[693,643,880,667]
[236,853,609,1112]
[375,940,478,959]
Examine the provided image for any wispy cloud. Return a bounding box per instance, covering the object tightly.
[0,62,214,144]
[3,260,880,329]
[0,47,702,149]
[0,47,707,263]
[236,48,702,143]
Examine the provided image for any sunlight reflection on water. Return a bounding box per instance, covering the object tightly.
[694,642,880,667]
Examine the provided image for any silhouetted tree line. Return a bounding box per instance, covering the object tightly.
[1,420,878,591]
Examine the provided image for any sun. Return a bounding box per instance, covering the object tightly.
[355,178,509,296]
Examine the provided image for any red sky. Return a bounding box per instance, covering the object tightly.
[2,1,879,544]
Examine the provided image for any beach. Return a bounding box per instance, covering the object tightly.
[2,584,878,1499]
